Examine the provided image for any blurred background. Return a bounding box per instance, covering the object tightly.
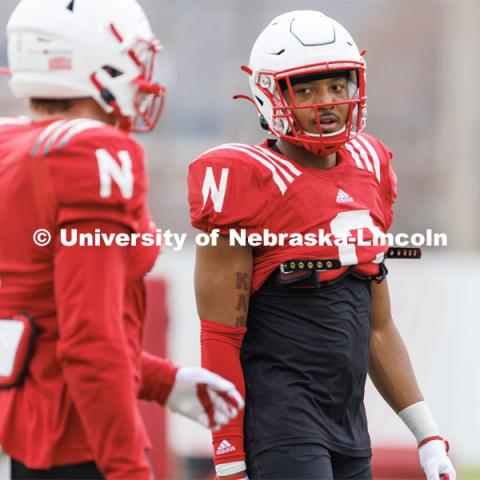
[1,0,479,478]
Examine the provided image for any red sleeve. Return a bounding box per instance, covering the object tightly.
[377,141,398,231]
[54,220,151,480]
[201,319,247,465]
[188,149,270,235]
[138,352,178,405]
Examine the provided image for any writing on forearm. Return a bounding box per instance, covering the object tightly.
[235,272,250,326]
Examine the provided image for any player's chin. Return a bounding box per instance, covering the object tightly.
[322,121,342,134]
[305,123,337,135]
[316,119,350,135]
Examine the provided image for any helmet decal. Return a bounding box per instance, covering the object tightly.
[6,0,165,133]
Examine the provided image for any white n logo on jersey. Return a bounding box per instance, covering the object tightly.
[96,149,134,199]
[202,167,229,212]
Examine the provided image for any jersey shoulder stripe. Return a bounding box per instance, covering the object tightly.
[253,145,302,177]
[32,119,66,157]
[32,118,104,157]
[344,142,365,170]
[56,119,105,151]
[196,143,301,195]
[350,138,374,173]
[345,134,381,182]
[356,134,381,182]
[42,119,89,156]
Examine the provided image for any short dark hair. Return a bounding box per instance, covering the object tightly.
[30,98,75,114]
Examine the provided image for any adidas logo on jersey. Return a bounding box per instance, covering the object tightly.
[336,189,354,203]
[216,439,236,455]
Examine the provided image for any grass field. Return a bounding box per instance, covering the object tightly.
[460,469,480,479]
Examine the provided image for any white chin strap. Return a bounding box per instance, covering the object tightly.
[303,124,347,138]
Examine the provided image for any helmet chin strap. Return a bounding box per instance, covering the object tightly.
[90,72,131,131]
[300,124,347,138]
[301,141,339,156]
[280,124,348,155]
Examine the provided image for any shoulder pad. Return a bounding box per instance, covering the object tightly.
[188,143,290,233]
[348,133,397,230]
[46,121,146,227]
[193,142,302,195]
[31,118,140,158]
[344,133,392,183]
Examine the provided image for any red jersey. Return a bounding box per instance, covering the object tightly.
[188,135,397,292]
[0,118,176,478]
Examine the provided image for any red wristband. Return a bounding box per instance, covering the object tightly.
[139,353,179,405]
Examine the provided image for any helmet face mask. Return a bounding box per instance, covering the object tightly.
[132,82,165,133]
[244,10,367,155]
[6,0,165,133]
[90,22,166,132]
[131,38,166,133]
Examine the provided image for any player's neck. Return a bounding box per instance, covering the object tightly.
[276,139,337,169]
[30,98,116,125]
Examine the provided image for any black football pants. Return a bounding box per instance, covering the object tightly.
[247,444,372,480]
[11,458,103,480]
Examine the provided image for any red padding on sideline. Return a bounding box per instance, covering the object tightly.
[371,447,424,478]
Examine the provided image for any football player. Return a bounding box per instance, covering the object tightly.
[188,10,456,480]
[0,1,243,479]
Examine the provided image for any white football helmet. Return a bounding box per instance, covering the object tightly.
[6,0,164,132]
[239,10,367,155]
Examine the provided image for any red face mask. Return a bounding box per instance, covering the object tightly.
[238,60,367,156]
[90,23,166,133]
